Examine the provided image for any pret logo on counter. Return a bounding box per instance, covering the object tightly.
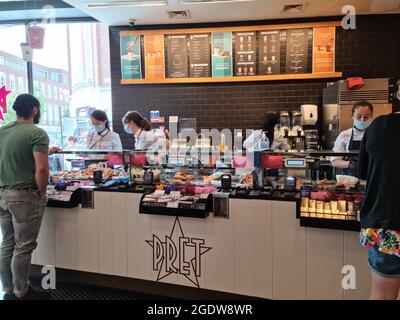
[146,217,211,287]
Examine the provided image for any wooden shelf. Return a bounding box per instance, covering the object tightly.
[121,72,342,85]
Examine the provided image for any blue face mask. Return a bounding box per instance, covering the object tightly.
[124,123,133,134]
[94,124,106,133]
[354,120,372,131]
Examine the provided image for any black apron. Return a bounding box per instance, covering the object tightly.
[341,128,361,177]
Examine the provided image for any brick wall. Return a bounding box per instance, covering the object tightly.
[109,15,400,148]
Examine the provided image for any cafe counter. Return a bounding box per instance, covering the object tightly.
[32,188,371,300]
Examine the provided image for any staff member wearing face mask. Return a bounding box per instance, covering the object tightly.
[331,100,374,177]
[243,112,289,151]
[86,110,122,151]
[123,111,158,150]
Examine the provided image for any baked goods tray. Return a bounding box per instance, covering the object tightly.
[139,194,212,219]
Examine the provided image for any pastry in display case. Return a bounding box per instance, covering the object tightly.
[47,151,130,207]
[139,184,216,218]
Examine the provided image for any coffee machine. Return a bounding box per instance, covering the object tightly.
[279,111,304,150]
[290,111,304,150]
[301,104,319,150]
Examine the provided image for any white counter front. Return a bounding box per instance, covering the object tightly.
[32,191,372,300]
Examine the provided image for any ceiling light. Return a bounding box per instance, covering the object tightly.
[82,0,168,9]
[180,0,254,4]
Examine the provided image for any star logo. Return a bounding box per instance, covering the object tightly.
[146,217,211,288]
[0,86,11,121]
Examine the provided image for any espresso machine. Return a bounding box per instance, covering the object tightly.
[301,104,319,150]
[290,111,304,150]
[279,111,291,138]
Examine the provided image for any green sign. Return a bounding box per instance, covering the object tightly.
[120,34,142,79]
[211,32,233,77]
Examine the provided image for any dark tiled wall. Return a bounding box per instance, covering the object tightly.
[109,15,400,148]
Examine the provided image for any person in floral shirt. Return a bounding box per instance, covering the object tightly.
[358,111,400,300]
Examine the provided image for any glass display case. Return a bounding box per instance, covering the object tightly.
[47,147,363,230]
[47,150,129,207]
[261,150,363,231]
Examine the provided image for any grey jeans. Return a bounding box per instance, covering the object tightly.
[0,189,46,296]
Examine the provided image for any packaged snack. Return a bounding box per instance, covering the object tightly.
[324,201,332,214]
[330,200,339,215]
[338,200,347,215]
[309,199,316,213]
[316,200,324,215]
[301,197,309,213]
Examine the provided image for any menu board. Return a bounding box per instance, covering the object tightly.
[165,35,189,78]
[120,34,142,79]
[120,23,340,84]
[144,35,165,80]
[188,34,211,78]
[211,32,233,77]
[313,27,335,73]
[259,30,281,75]
[286,29,309,74]
[234,32,256,76]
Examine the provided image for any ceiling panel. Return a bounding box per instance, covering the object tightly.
[63,0,400,26]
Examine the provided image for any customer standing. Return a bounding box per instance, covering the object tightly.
[358,112,400,300]
[0,94,57,300]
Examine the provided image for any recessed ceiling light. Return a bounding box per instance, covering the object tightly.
[82,0,168,9]
[180,0,254,4]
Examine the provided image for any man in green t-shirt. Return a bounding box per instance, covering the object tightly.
[0,94,58,300]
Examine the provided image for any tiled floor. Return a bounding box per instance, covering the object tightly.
[1,233,167,300]
[0,277,169,300]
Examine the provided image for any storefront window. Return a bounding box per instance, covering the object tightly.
[0,23,112,146]
[32,22,112,149]
[17,76,24,92]
[0,25,29,125]
[9,74,16,90]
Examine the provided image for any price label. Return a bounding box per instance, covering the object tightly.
[167,201,179,208]
[200,193,209,200]
[170,191,181,197]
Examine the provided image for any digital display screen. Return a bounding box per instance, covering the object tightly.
[287,159,305,166]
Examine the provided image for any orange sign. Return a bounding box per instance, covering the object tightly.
[144,35,165,80]
[313,27,335,73]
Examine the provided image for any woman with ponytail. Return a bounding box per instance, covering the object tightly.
[122,111,161,150]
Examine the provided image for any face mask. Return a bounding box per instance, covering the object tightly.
[124,123,133,134]
[94,124,106,133]
[354,119,372,131]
